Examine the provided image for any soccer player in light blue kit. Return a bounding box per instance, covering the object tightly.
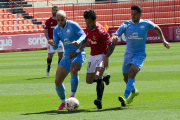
[112,5,170,107]
[48,10,86,110]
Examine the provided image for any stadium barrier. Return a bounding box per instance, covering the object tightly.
[0,26,179,52]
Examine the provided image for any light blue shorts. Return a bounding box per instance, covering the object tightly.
[59,51,86,72]
[122,52,146,73]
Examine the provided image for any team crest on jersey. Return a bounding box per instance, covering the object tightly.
[67,29,70,33]
[140,25,145,30]
[51,22,53,24]
[93,36,96,40]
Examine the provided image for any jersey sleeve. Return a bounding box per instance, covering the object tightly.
[147,20,156,30]
[72,22,86,43]
[52,27,59,50]
[44,19,49,29]
[98,27,112,45]
[114,23,126,37]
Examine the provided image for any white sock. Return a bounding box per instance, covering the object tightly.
[70,92,75,97]
[61,99,65,103]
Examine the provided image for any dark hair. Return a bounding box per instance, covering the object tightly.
[131,5,142,13]
[83,9,96,20]
[52,6,59,10]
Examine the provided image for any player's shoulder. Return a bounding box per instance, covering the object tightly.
[67,20,79,26]
[121,20,132,27]
[140,19,154,24]
[45,17,52,22]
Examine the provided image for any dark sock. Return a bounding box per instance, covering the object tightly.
[47,58,52,69]
[93,79,97,83]
[96,79,104,101]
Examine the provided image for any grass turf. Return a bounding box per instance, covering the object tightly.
[0,42,180,120]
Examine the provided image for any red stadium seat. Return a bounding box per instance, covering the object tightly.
[18,20,24,26]
[0,27,3,33]
[3,14,9,20]
[0,15,3,20]
[8,21,14,26]
[28,25,34,31]
[3,21,8,26]
[8,26,13,32]
[0,9,4,14]
[3,26,8,32]
[0,21,3,27]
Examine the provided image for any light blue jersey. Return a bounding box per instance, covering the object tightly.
[115,19,156,73]
[115,19,156,54]
[53,20,86,55]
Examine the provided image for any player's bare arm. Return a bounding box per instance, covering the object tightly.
[44,29,50,41]
[69,38,89,59]
[104,42,116,69]
[154,25,170,49]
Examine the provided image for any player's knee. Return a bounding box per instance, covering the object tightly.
[55,79,62,87]
[128,70,137,78]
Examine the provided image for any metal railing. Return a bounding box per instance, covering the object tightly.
[9,0,180,28]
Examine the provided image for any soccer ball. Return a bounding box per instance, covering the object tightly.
[65,97,79,111]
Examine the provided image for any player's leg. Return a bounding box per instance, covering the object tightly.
[57,41,64,64]
[69,52,86,98]
[69,61,81,97]
[55,64,69,110]
[58,52,63,64]
[94,67,105,109]
[46,44,55,76]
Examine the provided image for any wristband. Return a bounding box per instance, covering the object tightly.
[76,49,80,53]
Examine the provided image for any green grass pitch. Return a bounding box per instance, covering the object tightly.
[0,42,180,120]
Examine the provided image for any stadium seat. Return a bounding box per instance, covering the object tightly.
[0,27,3,33]
[28,25,34,31]
[3,15,9,20]
[0,9,4,15]
[14,26,18,32]
[0,21,3,26]
[33,25,38,31]
[24,20,28,25]
[3,9,10,14]
[14,21,18,26]
[0,15,3,21]
[17,14,24,20]
[8,21,14,26]
[38,25,44,31]
[8,14,14,20]
[27,20,33,25]
[8,26,13,32]
[23,25,29,32]
[3,26,8,32]
[18,20,24,26]
[18,26,24,32]
[3,21,8,26]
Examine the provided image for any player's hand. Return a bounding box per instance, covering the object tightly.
[163,41,170,49]
[69,52,77,59]
[48,39,55,46]
[111,35,119,43]
[103,56,109,70]
[72,41,80,47]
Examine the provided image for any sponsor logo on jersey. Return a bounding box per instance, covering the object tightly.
[140,25,145,30]
[51,26,56,28]
[67,29,70,33]
[93,36,96,40]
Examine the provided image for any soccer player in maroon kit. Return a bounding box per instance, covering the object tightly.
[44,6,64,76]
[69,9,116,109]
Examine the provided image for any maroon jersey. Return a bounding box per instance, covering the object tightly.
[44,17,57,39]
[85,22,112,56]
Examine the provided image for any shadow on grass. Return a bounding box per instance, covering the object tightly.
[24,77,54,80]
[21,107,128,115]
